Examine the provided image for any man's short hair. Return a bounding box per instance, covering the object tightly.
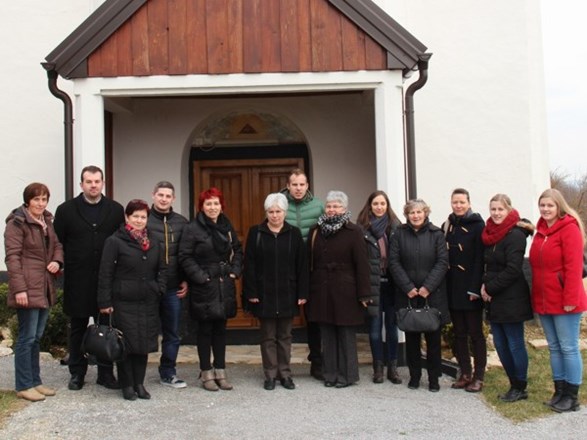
[80,165,104,182]
[288,168,307,183]
[153,181,175,194]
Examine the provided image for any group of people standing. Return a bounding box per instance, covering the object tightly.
[4,166,586,413]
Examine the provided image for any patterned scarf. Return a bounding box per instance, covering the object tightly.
[481,209,520,246]
[317,211,352,237]
[125,223,150,251]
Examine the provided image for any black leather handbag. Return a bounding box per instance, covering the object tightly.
[396,298,441,333]
[81,314,126,363]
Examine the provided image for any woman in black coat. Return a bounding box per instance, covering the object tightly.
[443,188,487,392]
[243,193,308,390]
[481,194,534,402]
[389,199,450,392]
[308,190,372,388]
[98,199,166,401]
[356,190,402,384]
[179,187,243,391]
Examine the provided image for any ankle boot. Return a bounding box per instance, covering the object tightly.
[214,369,233,390]
[372,361,384,384]
[134,384,151,399]
[551,382,580,413]
[200,369,219,391]
[500,380,528,402]
[544,380,565,407]
[122,386,137,401]
[387,360,402,384]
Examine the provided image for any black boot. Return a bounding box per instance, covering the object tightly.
[122,386,137,401]
[544,380,565,407]
[551,382,580,413]
[372,361,384,384]
[134,384,151,400]
[500,379,528,402]
[387,360,402,385]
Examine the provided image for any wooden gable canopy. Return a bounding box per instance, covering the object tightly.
[45,0,427,79]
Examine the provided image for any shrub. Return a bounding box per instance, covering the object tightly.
[0,284,13,327]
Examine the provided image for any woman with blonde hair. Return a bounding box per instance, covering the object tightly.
[529,188,586,412]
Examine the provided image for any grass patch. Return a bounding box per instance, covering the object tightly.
[482,323,587,422]
[0,390,27,429]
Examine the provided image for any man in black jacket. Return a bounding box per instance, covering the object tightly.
[148,181,189,388]
[54,165,125,391]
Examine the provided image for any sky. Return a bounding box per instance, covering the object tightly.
[541,0,587,180]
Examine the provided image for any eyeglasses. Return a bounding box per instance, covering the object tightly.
[325,204,344,209]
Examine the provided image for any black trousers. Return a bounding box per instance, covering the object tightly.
[305,306,322,366]
[450,309,487,380]
[405,328,442,384]
[68,315,114,378]
[117,354,148,388]
[197,319,227,370]
[320,324,359,385]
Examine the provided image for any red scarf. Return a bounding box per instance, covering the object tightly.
[125,223,150,251]
[481,209,520,245]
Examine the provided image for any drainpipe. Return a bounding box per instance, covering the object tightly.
[404,53,432,200]
[41,62,74,200]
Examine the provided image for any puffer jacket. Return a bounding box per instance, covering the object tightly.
[97,226,166,354]
[281,189,324,240]
[242,221,308,318]
[388,219,451,326]
[179,212,243,321]
[148,207,188,290]
[4,206,63,309]
[444,211,485,310]
[529,215,587,314]
[483,221,534,323]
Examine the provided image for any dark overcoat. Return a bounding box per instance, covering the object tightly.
[388,220,451,326]
[444,212,485,310]
[307,222,372,326]
[97,226,166,354]
[54,194,124,317]
[242,221,308,318]
[483,224,534,323]
[4,206,63,309]
[179,212,243,321]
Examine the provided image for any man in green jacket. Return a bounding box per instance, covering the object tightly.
[281,168,324,379]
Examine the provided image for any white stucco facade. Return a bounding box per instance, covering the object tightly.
[0,0,550,268]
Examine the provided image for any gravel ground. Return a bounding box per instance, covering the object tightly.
[1,355,586,440]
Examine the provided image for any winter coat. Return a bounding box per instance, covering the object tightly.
[443,212,485,311]
[388,220,451,326]
[281,189,324,240]
[483,223,534,323]
[179,212,243,321]
[4,206,63,309]
[147,207,188,290]
[529,215,587,314]
[97,226,166,354]
[307,221,372,326]
[242,221,309,318]
[54,194,124,317]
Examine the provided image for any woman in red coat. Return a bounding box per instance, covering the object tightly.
[529,188,587,413]
[4,183,63,402]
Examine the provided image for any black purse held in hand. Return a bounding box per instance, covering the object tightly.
[396,298,441,333]
[81,314,126,363]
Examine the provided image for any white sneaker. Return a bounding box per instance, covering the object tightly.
[160,376,187,389]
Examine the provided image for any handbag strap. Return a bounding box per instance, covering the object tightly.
[407,297,431,309]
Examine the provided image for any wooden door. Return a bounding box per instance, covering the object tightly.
[193,157,305,328]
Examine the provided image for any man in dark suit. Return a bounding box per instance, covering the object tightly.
[54,165,125,391]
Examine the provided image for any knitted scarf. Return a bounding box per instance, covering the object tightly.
[481,209,520,245]
[125,223,150,251]
[317,211,352,237]
[369,213,389,239]
[204,214,232,259]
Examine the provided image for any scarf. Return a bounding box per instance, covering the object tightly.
[26,208,48,235]
[317,211,351,237]
[369,214,389,239]
[125,223,150,251]
[204,214,232,258]
[481,209,520,245]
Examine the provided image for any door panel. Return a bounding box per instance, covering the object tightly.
[193,157,305,328]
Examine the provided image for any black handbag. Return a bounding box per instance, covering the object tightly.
[396,298,441,333]
[81,314,126,363]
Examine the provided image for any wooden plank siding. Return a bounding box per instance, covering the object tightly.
[87,0,387,77]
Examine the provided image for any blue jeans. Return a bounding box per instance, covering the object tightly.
[490,321,528,382]
[159,289,182,379]
[539,313,584,385]
[369,280,399,362]
[15,308,49,391]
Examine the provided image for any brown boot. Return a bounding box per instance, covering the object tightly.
[387,360,402,384]
[372,361,384,384]
[16,388,46,402]
[214,369,233,390]
[451,374,471,389]
[200,369,219,391]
